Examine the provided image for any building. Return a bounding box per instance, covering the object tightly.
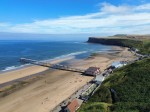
[64,99,80,112]
[80,83,98,101]
[130,48,139,53]
[111,61,127,69]
[84,67,101,76]
[95,74,104,82]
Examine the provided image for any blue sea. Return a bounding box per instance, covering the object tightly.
[0,40,112,71]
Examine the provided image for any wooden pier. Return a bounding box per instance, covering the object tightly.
[20,58,85,73]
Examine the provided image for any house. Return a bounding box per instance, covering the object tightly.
[64,99,80,112]
[84,67,101,76]
[111,61,127,69]
[95,74,104,82]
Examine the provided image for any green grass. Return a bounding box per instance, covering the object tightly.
[78,102,111,112]
[141,40,150,54]
[106,38,150,54]
[88,37,150,54]
[78,58,150,112]
[115,39,150,54]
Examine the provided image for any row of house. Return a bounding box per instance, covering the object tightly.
[63,84,98,112]
[111,61,127,69]
[84,61,127,77]
[62,61,127,112]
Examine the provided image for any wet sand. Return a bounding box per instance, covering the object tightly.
[69,47,135,71]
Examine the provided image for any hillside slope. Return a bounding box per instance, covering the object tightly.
[78,58,150,112]
[87,37,150,54]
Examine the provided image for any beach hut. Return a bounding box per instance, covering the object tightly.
[111,61,127,69]
[95,74,105,82]
[85,67,101,76]
[64,99,79,112]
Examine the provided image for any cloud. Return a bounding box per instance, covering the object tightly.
[0,22,10,27]
[135,3,150,10]
[0,3,150,35]
[100,2,131,14]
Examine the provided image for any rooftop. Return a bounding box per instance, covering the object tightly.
[65,99,79,112]
[111,61,127,68]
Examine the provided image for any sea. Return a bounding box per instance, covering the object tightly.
[0,40,112,71]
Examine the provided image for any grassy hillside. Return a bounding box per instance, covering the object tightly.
[142,40,150,54]
[120,39,150,54]
[88,37,150,55]
[78,58,150,112]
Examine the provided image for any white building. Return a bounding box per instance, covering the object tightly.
[111,61,127,69]
[95,74,104,82]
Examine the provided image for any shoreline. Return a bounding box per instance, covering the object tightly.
[0,48,119,74]
[0,43,113,73]
[0,46,131,88]
[0,55,76,74]
[0,56,75,85]
[0,45,136,112]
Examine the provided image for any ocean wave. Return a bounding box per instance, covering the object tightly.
[2,64,30,72]
[2,66,16,71]
[73,42,86,44]
[61,51,87,57]
[1,51,87,72]
[44,51,88,62]
[63,41,87,44]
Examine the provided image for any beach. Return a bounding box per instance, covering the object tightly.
[0,57,74,85]
[0,46,135,112]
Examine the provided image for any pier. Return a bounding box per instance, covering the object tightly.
[20,58,85,73]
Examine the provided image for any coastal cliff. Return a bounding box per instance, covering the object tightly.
[87,36,150,54]
[87,37,142,48]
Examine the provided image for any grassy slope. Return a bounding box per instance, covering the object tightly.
[78,58,150,112]
[108,38,150,54]
[88,37,150,55]
[142,40,150,54]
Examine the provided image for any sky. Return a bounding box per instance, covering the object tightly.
[0,0,150,39]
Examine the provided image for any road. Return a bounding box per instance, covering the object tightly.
[52,82,92,112]
[52,71,107,112]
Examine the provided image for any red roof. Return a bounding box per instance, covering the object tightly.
[66,99,79,112]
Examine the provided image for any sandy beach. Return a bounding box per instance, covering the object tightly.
[0,46,135,112]
[0,57,74,85]
[69,47,135,71]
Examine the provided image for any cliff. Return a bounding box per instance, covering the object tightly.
[87,37,143,48]
[87,37,150,54]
